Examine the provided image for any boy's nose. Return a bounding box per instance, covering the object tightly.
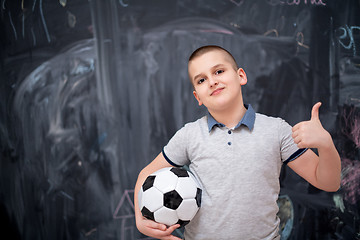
[208,77,219,87]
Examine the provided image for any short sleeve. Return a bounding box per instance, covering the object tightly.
[278,119,308,164]
[162,125,191,167]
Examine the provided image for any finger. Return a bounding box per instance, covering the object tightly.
[311,102,322,121]
[165,224,180,234]
[160,224,181,240]
[293,135,301,145]
[292,128,299,138]
[146,220,167,231]
[292,122,303,132]
[293,136,304,148]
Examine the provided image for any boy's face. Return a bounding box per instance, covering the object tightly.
[188,50,247,112]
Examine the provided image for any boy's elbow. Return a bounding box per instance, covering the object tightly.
[321,180,341,192]
[331,181,341,192]
[325,184,340,192]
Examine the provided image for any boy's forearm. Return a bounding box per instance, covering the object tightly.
[134,169,148,223]
[316,141,341,192]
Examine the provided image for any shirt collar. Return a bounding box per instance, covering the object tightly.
[207,104,255,132]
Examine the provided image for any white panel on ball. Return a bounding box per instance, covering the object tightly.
[142,187,163,212]
[154,207,179,226]
[176,199,199,220]
[153,170,178,193]
[176,177,197,199]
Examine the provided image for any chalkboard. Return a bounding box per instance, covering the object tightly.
[0,0,359,239]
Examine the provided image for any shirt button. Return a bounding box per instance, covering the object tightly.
[228,142,232,146]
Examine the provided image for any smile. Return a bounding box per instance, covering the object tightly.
[211,88,224,96]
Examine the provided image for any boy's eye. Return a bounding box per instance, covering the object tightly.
[215,70,224,75]
[198,78,205,84]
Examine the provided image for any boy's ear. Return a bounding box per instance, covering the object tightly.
[193,90,203,106]
[237,68,247,86]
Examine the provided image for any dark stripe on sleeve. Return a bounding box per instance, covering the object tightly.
[162,148,182,167]
[283,148,308,165]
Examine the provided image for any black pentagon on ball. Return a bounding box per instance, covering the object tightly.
[170,167,189,177]
[142,175,156,191]
[196,188,202,207]
[164,190,183,210]
[141,206,155,221]
[177,219,190,228]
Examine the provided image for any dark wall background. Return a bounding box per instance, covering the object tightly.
[0,0,359,239]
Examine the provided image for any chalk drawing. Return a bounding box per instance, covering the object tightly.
[341,106,360,148]
[113,190,154,239]
[200,29,234,35]
[341,158,360,205]
[296,32,309,49]
[230,0,245,6]
[31,27,36,46]
[22,11,25,38]
[338,25,360,57]
[5,0,52,44]
[264,29,279,37]
[59,0,67,7]
[119,0,129,7]
[8,11,17,40]
[333,194,345,213]
[277,195,294,240]
[267,0,326,6]
[32,0,37,11]
[40,0,51,43]
[113,189,135,220]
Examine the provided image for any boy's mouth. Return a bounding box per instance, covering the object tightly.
[210,87,224,96]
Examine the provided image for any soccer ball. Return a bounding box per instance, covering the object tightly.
[138,167,202,227]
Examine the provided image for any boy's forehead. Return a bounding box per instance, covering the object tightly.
[188,50,233,74]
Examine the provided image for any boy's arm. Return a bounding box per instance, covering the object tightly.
[287,102,341,192]
[134,152,181,240]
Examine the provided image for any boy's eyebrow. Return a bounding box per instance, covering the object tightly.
[192,64,225,82]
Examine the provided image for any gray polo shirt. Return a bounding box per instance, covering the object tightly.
[163,105,306,240]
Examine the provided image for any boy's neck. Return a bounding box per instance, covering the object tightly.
[209,103,247,129]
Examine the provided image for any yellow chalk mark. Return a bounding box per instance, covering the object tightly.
[59,0,66,7]
[263,29,279,37]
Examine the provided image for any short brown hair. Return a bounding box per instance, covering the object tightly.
[188,45,238,69]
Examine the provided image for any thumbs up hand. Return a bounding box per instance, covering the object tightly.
[292,102,332,149]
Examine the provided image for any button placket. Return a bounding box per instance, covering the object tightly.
[227,129,232,146]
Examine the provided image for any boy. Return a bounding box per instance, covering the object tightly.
[134,45,341,240]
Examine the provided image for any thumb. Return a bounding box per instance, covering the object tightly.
[311,102,322,121]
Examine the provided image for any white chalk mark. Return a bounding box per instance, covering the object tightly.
[84,228,97,237]
[59,0,67,7]
[338,25,360,56]
[22,13,25,38]
[8,12,18,40]
[32,0,37,12]
[67,11,76,28]
[31,27,37,46]
[200,29,233,35]
[60,191,74,201]
[119,0,129,7]
[230,0,245,6]
[39,0,51,42]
